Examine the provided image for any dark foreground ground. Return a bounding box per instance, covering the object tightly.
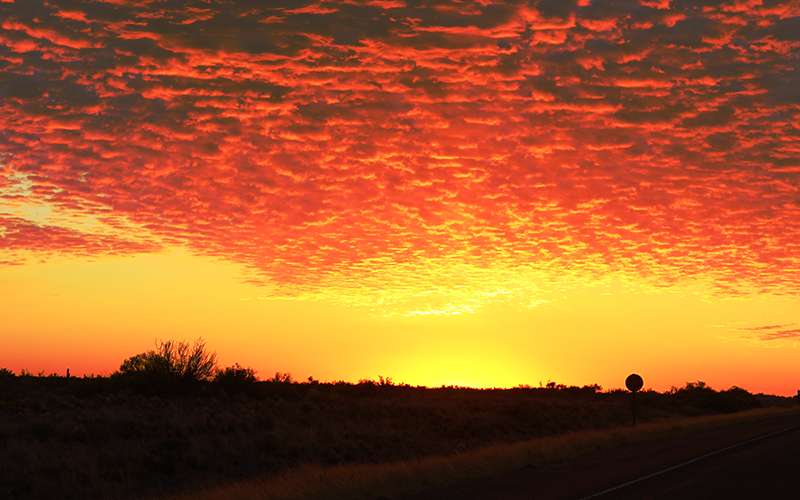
[412,408,800,500]
[0,374,791,499]
[600,414,800,500]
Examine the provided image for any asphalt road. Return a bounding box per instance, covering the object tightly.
[593,423,800,499]
[411,409,800,500]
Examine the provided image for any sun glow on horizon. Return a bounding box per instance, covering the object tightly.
[2,249,799,395]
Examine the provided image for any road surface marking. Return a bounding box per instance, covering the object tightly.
[578,424,800,499]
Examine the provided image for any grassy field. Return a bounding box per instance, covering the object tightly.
[173,406,800,500]
[0,371,791,500]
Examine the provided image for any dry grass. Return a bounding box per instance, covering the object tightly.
[0,375,787,499]
[171,406,800,500]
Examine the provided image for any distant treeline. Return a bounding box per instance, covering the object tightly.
[0,338,789,414]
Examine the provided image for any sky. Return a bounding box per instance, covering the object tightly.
[1,0,799,394]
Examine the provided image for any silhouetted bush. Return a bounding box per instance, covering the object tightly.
[117,339,217,386]
[715,386,760,412]
[269,372,293,384]
[0,367,14,391]
[667,381,759,413]
[214,364,257,392]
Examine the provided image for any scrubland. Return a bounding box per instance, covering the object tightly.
[0,366,790,500]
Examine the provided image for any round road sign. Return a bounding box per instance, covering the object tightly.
[625,373,644,392]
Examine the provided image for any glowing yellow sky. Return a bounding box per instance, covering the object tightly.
[3,248,799,394]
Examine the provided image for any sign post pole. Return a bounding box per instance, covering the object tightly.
[625,373,644,427]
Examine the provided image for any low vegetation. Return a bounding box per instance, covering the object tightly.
[119,339,218,382]
[175,407,800,500]
[0,340,793,500]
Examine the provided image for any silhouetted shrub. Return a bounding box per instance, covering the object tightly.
[118,339,218,383]
[667,381,759,413]
[716,386,760,412]
[269,372,293,384]
[214,364,257,391]
[0,368,14,391]
[582,384,602,394]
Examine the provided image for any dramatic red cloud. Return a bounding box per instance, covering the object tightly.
[0,215,158,264]
[1,0,799,301]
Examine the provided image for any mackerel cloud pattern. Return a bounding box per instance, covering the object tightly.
[1,0,798,307]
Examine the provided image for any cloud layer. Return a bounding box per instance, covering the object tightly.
[742,323,800,340]
[1,0,798,306]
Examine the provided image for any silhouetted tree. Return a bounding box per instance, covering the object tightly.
[118,339,217,382]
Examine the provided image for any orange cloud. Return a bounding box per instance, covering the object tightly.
[0,0,798,307]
